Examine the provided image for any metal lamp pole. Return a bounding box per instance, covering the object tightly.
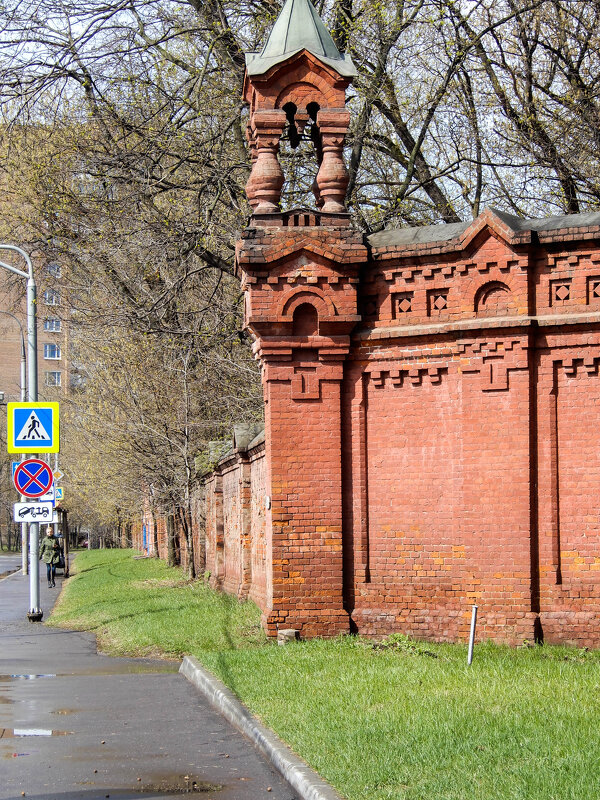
[0,310,28,573]
[0,245,42,621]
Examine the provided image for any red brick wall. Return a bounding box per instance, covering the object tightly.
[132,213,600,648]
[229,210,600,646]
[263,369,348,636]
[132,495,203,577]
[249,448,268,607]
[221,458,244,596]
[345,342,534,643]
[203,440,267,607]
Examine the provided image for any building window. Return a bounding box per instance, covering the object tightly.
[46,263,62,278]
[45,371,61,387]
[43,289,60,306]
[44,317,62,332]
[44,343,61,360]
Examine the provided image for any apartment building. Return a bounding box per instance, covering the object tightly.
[0,258,68,402]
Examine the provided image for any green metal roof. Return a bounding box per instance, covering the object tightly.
[245,0,357,77]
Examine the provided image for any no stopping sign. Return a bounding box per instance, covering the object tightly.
[13,459,54,498]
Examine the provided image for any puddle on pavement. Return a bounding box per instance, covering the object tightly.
[73,774,223,795]
[0,727,72,737]
[81,662,180,675]
[133,774,223,794]
[1,664,178,679]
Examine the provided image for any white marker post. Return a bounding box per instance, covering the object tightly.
[467,604,478,665]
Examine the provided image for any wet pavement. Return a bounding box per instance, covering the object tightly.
[0,555,298,800]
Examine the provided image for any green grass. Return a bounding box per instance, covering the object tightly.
[51,549,600,800]
[49,548,266,656]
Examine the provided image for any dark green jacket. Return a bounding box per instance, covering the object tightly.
[39,535,61,565]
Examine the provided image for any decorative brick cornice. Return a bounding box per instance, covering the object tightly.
[236,223,367,273]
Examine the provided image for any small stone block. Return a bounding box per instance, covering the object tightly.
[277,629,300,645]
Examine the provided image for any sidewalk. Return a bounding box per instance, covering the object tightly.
[0,555,297,800]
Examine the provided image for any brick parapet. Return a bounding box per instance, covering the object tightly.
[201,439,267,608]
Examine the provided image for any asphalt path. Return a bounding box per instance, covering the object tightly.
[0,554,298,800]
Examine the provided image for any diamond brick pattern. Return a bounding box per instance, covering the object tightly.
[392,292,413,317]
[433,292,448,310]
[555,283,570,301]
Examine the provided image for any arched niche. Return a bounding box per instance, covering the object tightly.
[280,287,335,320]
[292,302,319,336]
[474,281,513,316]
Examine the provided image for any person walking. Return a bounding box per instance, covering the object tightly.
[39,527,61,587]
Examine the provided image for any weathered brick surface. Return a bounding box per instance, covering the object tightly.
[136,219,600,646]
[249,448,268,607]
[138,48,600,647]
[209,214,600,647]
[200,440,267,606]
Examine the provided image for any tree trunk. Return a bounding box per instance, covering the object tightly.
[177,504,195,580]
[166,513,178,567]
[151,508,159,558]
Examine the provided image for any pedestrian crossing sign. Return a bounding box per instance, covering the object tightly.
[7,402,60,453]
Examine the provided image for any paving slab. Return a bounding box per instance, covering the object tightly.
[0,555,298,800]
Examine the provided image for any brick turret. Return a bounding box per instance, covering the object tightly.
[237,0,365,636]
[243,0,356,215]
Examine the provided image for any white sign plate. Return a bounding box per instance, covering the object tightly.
[13,502,54,523]
[39,485,56,505]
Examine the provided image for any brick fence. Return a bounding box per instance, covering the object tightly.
[134,0,600,646]
[133,204,600,648]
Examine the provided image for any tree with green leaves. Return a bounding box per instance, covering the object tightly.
[1,0,600,551]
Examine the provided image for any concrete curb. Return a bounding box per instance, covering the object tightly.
[180,655,344,800]
[0,568,21,582]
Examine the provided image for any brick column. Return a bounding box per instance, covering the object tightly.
[259,340,350,637]
[237,219,367,638]
[245,110,287,213]
[314,109,351,213]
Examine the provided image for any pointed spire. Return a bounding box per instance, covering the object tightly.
[246,0,356,77]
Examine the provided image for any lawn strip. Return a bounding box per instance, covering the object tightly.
[51,549,600,800]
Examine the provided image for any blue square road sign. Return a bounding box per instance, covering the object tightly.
[7,402,60,454]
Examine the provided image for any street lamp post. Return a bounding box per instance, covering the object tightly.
[0,310,28,574]
[0,244,42,621]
